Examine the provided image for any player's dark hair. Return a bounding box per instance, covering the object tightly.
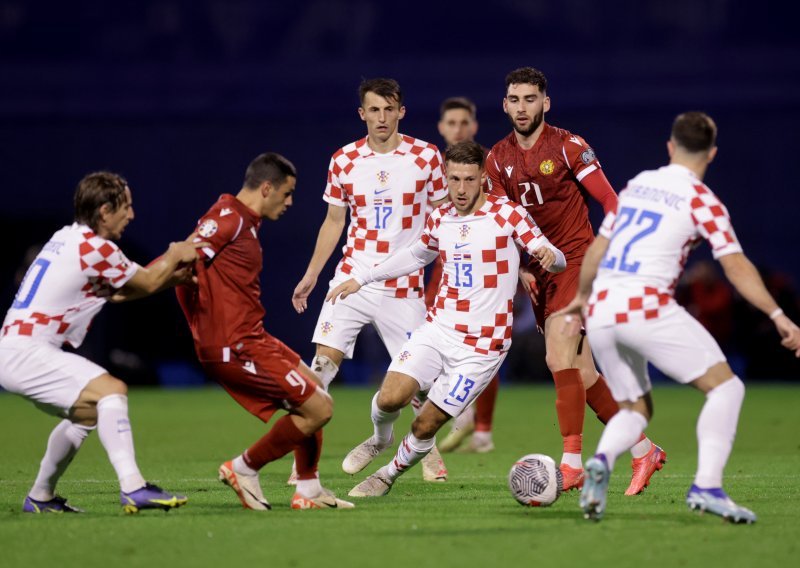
[359,78,403,106]
[505,67,548,94]
[73,171,129,232]
[243,152,297,189]
[440,97,476,119]
[445,141,485,169]
[671,112,717,153]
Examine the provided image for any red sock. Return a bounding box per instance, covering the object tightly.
[553,369,585,454]
[586,375,620,425]
[294,429,323,480]
[243,415,307,471]
[475,374,499,432]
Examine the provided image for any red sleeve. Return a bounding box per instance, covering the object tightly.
[581,168,618,216]
[195,210,244,260]
[485,151,507,197]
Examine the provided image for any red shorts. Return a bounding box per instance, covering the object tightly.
[530,260,581,328]
[199,334,316,423]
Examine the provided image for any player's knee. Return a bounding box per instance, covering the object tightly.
[544,351,567,373]
[376,389,406,413]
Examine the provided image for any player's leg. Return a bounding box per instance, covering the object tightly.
[470,373,499,452]
[373,295,448,481]
[580,325,651,521]
[543,314,587,489]
[75,373,188,513]
[575,334,665,495]
[341,371,419,474]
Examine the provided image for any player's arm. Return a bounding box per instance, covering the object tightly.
[719,253,800,356]
[110,235,202,302]
[292,203,347,313]
[581,169,618,215]
[555,233,610,336]
[512,206,566,273]
[326,241,437,304]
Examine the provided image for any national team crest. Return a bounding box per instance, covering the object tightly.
[539,160,555,175]
[377,170,390,186]
[398,350,411,363]
[459,225,471,241]
[198,219,218,238]
[320,321,334,336]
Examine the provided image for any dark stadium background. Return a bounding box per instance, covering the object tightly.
[1,1,798,385]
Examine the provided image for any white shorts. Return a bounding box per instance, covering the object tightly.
[312,287,426,360]
[387,323,506,417]
[0,339,107,417]
[587,307,726,403]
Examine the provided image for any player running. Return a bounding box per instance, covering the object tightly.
[176,153,353,510]
[486,67,664,494]
[329,141,565,497]
[0,172,197,514]
[291,78,450,482]
[559,111,800,523]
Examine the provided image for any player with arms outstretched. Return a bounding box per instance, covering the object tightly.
[0,172,198,514]
[291,78,450,482]
[559,112,800,523]
[486,67,663,494]
[177,153,353,510]
[329,141,566,497]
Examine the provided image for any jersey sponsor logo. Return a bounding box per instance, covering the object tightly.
[377,170,390,186]
[459,225,471,241]
[441,398,460,407]
[242,361,257,374]
[220,208,233,217]
[374,187,391,195]
[504,165,514,177]
[539,160,555,175]
[580,148,597,165]
[397,350,411,363]
[454,242,470,249]
[568,135,583,146]
[320,321,334,336]
[198,219,218,238]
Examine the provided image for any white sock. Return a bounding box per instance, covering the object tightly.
[97,394,146,493]
[233,454,258,476]
[596,409,649,471]
[560,453,583,469]
[311,355,339,390]
[385,433,435,481]
[371,391,399,446]
[29,420,93,501]
[694,377,745,488]
[472,430,492,444]
[452,405,475,431]
[296,477,323,498]
[630,437,653,459]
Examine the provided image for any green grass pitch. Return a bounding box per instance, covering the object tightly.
[1,385,799,568]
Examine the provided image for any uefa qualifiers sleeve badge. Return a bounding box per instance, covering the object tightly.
[198,219,218,238]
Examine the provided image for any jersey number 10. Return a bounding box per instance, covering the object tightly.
[13,258,51,309]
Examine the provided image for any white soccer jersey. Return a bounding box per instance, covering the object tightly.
[1,223,139,348]
[357,195,564,355]
[587,164,742,328]
[325,135,448,298]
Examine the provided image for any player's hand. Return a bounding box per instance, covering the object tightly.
[292,274,318,313]
[168,232,205,263]
[518,266,539,305]
[172,265,198,287]
[552,296,587,337]
[774,314,800,357]
[326,279,361,305]
[532,247,557,273]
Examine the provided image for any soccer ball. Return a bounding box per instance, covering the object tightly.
[508,453,563,507]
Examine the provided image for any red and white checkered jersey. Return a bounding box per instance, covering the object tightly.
[1,223,139,347]
[325,135,448,298]
[359,195,563,355]
[587,164,742,328]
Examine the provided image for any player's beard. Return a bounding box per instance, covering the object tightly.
[509,107,544,137]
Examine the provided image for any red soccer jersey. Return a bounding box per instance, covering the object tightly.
[177,194,266,355]
[486,124,613,263]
